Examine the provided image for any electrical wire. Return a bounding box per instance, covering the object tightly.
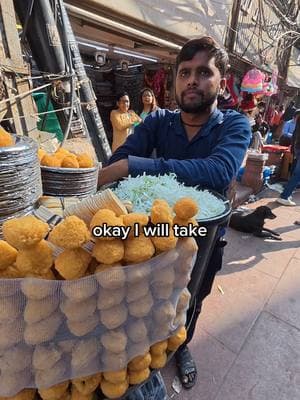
[20,0,35,44]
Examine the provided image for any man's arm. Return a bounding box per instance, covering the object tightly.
[126,114,251,190]
[98,112,159,187]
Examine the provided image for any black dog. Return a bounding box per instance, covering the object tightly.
[229,206,282,240]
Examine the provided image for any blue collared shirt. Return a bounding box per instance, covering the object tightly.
[282,119,296,136]
[109,108,251,193]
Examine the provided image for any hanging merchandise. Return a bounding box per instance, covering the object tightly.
[218,73,240,109]
[144,68,167,107]
[239,92,258,113]
[240,68,265,93]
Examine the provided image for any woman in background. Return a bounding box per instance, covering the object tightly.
[139,88,159,121]
[110,92,142,152]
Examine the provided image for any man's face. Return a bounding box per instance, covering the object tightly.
[175,51,226,113]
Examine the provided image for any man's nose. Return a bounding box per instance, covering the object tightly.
[187,72,198,87]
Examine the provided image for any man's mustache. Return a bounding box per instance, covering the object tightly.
[182,89,205,97]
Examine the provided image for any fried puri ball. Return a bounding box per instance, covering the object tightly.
[61,296,97,322]
[38,148,46,162]
[76,153,94,168]
[55,148,71,159]
[55,248,92,279]
[0,389,36,400]
[150,352,167,369]
[0,344,32,373]
[70,387,93,400]
[58,339,77,354]
[151,234,178,252]
[100,378,128,399]
[35,359,67,388]
[49,216,91,250]
[128,368,150,385]
[128,292,153,318]
[173,216,197,227]
[33,343,62,370]
[71,338,99,371]
[124,235,155,264]
[126,319,148,343]
[153,266,175,286]
[16,240,53,275]
[24,312,62,345]
[153,301,176,324]
[126,263,151,284]
[97,286,125,310]
[62,278,97,301]
[126,280,149,303]
[72,373,102,395]
[41,154,62,168]
[176,288,191,313]
[96,266,125,290]
[92,240,124,264]
[38,381,69,400]
[128,341,150,360]
[168,326,187,351]
[122,213,149,237]
[0,241,17,270]
[67,312,98,336]
[24,296,59,324]
[151,200,173,224]
[90,209,124,240]
[3,216,49,249]
[0,129,14,147]
[173,197,198,219]
[0,370,31,397]
[0,295,22,322]
[103,369,127,384]
[152,283,173,300]
[128,352,151,372]
[61,156,80,168]
[150,340,168,356]
[100,303,127,329]
[174,271,191,289]
[101,329,127,353]
[0,318,24,350]
[20,271,56,300]
[174,311,186,327]
[102,351,127,371]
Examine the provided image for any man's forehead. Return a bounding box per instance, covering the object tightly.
[178,51,217,68]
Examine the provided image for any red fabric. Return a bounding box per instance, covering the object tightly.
[262,145,290,153]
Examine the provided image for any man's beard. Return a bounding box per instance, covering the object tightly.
[176,88,218,113]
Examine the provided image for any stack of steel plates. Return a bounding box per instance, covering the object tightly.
[41,164,99,197]
[0,135,42,237]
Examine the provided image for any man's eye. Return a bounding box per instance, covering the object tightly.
[199,70,210,77]
[179,70,188,78]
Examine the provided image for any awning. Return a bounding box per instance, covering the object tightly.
[65,0,232,52]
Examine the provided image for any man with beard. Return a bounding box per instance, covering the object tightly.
[98,37,251,395]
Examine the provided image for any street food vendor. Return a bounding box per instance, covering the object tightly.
[99,36,251,396]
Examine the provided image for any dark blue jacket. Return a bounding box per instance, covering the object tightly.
[109,108,251,193]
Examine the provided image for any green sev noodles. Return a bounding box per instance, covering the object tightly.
[113,174,226,220]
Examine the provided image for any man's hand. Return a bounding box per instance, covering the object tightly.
[98,159,129,188]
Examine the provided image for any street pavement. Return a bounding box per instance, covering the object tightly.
[163,189,300,400]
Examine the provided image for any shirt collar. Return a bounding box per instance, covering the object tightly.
[174,108,224,138]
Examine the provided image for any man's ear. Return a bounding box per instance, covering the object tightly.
[219,78,227,95]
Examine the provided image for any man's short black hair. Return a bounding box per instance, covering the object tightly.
[176,36,229,77]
